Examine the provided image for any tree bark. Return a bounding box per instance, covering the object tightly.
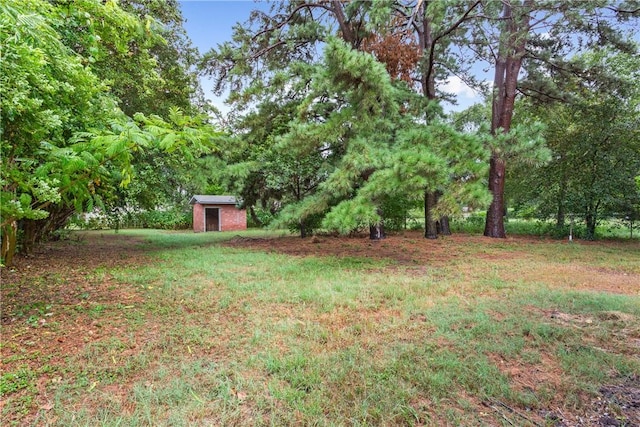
[417,2,442,239]
[369,223,384,240]
[416,3,480,238]
[438,215,451,235]
[556,203,565,229]
[484,155,507,238]
[585,201,600,240]
[1,222,17,267]
[585,211,596,240]
[249,206,262,227]
[424,191,438,239]
[20,206,76,254]
[22,219,37,255]
[484,0,531,238]
[330,0,361,49]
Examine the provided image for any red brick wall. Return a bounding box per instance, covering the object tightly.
[219,205,247,231]
[193,203,205,232]
[192,204,246,232]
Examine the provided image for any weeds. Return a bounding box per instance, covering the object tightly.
[1,229,639,426]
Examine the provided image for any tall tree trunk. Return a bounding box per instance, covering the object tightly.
[484,0,531,238]
[369,223,384,240]
[417,3,442,240]
[415,2,480,237]
[585,210,596,240]
[484,155,507,237]
[438,215,451,235]
[585,201,600,240]
[556,201,565,230]
[424,191,438,239]
[1,222,17,267]
[435,190,451,235]
[300,220,307,238]
[21,219,37,255]
[249,206,262,227]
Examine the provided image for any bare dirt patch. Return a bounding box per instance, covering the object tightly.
[223,231,640,425]
[1,232,152,424]
[225,231,533,264]
[2,231,148,323]
[224,231,640,295]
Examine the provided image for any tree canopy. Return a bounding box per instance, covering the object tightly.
[509,49,640,239]
[201,0,638,240]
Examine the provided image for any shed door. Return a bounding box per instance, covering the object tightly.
[205,207,220,232]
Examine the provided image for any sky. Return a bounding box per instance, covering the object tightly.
[180,0,260,51]
[178,0,482,114]
[179,1,268,113]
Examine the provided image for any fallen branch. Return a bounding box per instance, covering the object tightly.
[483,399,543,427]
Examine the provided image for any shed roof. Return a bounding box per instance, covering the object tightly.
[189,195,237,205]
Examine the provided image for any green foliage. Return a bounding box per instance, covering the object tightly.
[272,39,490,235]
[0,0,218,265]
[509,50,640,239]
[201,1,329,108]
[126,210,192,230]
[68,213,108,231]
[484,121,550,166]
[0,368,36,395]
[466,0,639,237]
[451,214,604,240]
[0,0,120,263]
[211,64,329,232]
[55,0,203,118]
[379,195,421,232]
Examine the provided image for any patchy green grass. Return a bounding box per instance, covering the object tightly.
[1,229,639,426]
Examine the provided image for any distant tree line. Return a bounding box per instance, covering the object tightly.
[202,0,639,241]
[2,1,639,266]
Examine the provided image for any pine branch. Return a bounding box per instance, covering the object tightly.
[251,2,331,41]
[605,5,640,14]
[517,84,568,103]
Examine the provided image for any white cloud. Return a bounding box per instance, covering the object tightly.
[440,76,480,99]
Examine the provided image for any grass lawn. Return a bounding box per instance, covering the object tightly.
[1,229,639,426]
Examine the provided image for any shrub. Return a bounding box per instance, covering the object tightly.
[248,208,275,228]
[127,210,192,230]
[69,209,192,230]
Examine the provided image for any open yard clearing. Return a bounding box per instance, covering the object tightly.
[1,229,639,426]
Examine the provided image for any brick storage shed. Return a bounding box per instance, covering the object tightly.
[189,195,247,232]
